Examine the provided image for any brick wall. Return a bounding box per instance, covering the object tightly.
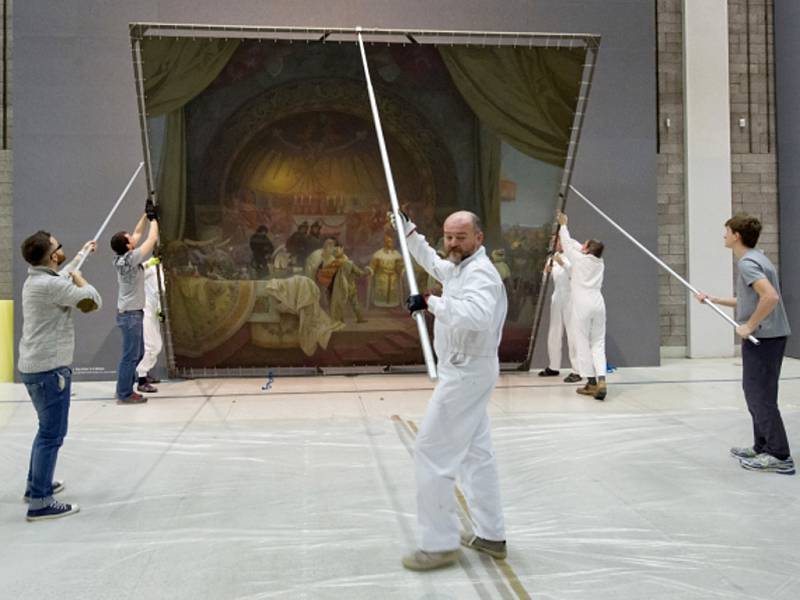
[728,0,779,264]
[0,0,12,300]
[656,0,687,348]
[656,0,779,351]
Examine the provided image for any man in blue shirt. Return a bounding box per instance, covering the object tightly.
[697,213,793,475]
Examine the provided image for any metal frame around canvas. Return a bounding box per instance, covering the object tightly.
[128,23,601,378]
[520,40,600,371]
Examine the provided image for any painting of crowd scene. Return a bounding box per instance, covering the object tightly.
[146,39,570,371]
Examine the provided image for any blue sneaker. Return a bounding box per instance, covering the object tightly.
[26,499,80,522]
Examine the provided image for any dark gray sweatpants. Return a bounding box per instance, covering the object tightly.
[741,336,791,460]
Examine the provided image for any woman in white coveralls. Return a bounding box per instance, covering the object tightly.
[539,237,581,383]
[135,257,164,393]
[391,209,508,572]
[557,211,608,400]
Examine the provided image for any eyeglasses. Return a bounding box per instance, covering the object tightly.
[51,243,63,255]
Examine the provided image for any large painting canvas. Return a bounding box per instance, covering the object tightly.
[131,26,599,375]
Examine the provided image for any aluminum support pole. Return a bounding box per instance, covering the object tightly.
[356,27,437,379]
[569,184,758,345]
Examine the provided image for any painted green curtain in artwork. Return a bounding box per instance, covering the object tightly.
[141,38,240,240]
[439,46,586,167]
[473,123,502,248]
[440,46,586,240]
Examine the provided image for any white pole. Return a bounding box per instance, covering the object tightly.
[568,184,759,345]
[73,162,145,272]
[356,28,437,380]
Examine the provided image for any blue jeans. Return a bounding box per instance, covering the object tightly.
[116,310,144,399]
[22,366,72,509]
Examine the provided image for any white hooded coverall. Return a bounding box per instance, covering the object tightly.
[405,228,508,552]
[136,263,164,379]
[558,226,606,378]
[547,254,578,372]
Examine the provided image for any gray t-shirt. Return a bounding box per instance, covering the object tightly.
[736,249,791,338]
[114,247,148,311]
[18,265,103,373]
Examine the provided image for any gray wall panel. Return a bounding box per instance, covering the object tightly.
[14,0,658,379]
[776,3,800,358]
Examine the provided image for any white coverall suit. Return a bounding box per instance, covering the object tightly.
[136,262,164,379]
[558,226,606,378]
[405,229,508,552]
[547,255,578,372]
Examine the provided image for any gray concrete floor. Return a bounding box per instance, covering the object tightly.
[1,358,799,599]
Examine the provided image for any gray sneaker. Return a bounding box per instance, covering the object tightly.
[401,549,460,571]
[730,446,758,460]
[460,531,507,559]
[739,453,795,475]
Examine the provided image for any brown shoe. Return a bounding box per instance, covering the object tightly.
[594,381,607,401]
[117,392,148,405]
[401,549,459,571]
[460,531,507,559]
[577,384,597,396]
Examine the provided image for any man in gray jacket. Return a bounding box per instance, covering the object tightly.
[393,210,508,571]
[18,231,102,521]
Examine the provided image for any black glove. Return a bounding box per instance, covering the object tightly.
[406,293,427,314]
[145,198,158,222]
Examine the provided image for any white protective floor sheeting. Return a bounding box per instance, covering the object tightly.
[1,357,800,599]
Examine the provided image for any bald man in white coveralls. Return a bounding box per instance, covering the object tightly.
[557,211,608,400]
[392,210,508,571]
